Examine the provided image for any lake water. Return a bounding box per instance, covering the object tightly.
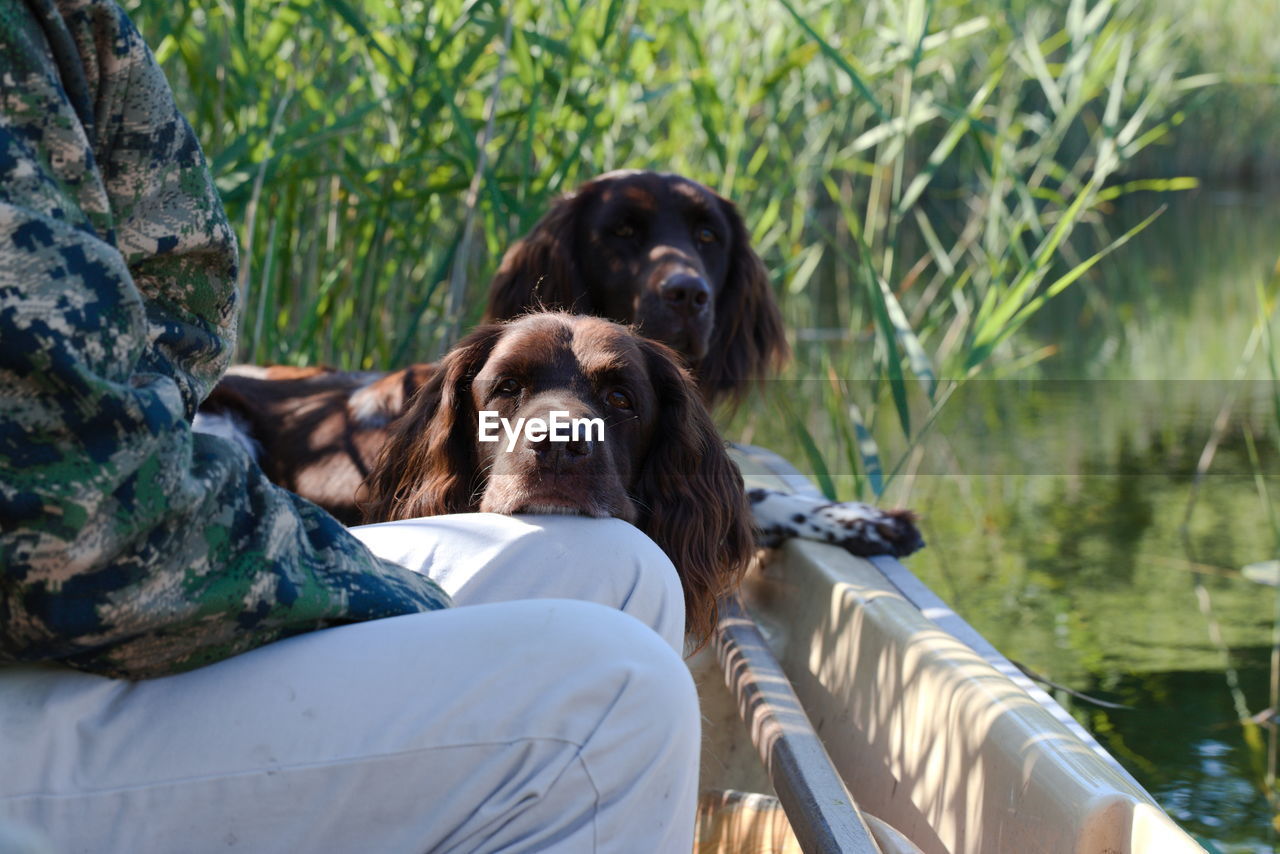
[735,188,1280,853]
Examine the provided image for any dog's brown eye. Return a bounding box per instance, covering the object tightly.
[696,226,718,244]
[606,390,632,410]
[496,378,522,396]
[612,224,635,239]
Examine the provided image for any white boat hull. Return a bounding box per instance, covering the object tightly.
[690,446,1204,854]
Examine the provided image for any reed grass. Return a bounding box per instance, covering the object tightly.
[1131,0,1280,181]
[126,0,1236,499]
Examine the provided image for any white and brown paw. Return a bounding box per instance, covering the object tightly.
[747,488,924,558]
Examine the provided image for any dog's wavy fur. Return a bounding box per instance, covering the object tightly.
[361,317,754,645]
[486,171,788,407]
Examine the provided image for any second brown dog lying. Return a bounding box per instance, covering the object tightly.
[360,312,755,645]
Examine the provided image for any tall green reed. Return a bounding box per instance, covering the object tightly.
[1131,0,1280,181]
[127,0,1212,499]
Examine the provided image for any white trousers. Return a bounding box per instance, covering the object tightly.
[0,514,699,853]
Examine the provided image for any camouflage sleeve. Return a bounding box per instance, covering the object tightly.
[0,0,450,680]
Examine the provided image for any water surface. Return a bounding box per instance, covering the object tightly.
[736,189,1280,852]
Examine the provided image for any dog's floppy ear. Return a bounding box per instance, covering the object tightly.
[699,193,789,408]
[359,325,505,523]
[632,337,755,648]
[486,191,589,320]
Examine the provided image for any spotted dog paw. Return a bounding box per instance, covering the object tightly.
[747,488,924,558]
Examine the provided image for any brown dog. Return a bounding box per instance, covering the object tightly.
[198,170,788,523]
[360,313,755,644]
[488,169,788,403]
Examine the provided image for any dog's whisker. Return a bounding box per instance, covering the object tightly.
[626,493,654,516]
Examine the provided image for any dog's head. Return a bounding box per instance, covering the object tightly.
[486,170,789,407]
[360,312,755,643]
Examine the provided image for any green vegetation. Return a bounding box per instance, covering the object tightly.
[126,0,1236,503]
[1130,0,1280,181]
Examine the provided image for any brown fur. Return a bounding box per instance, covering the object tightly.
[361,313,754,645]
[199,365,433,524]
[487,170,788,406]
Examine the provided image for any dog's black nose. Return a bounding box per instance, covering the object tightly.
[564,435,593,458]
[532,434,594,470]
[659,274,711,317]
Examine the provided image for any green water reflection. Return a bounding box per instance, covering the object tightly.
[734,189,1280,851]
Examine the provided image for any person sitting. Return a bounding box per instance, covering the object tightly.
[0,2,700,850]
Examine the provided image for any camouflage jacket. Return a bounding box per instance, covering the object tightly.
[0,0,450,680]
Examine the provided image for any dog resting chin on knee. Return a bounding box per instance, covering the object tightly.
[359,312,756,647]
[194,169,923,562]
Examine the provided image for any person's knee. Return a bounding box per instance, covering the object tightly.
[552,602,700,744]
[355,513,690,649]
[517,516,676,573]
[544,516,678,584]
[603,604,698,717]
[508,515,685,617]
[439,599,699,755]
